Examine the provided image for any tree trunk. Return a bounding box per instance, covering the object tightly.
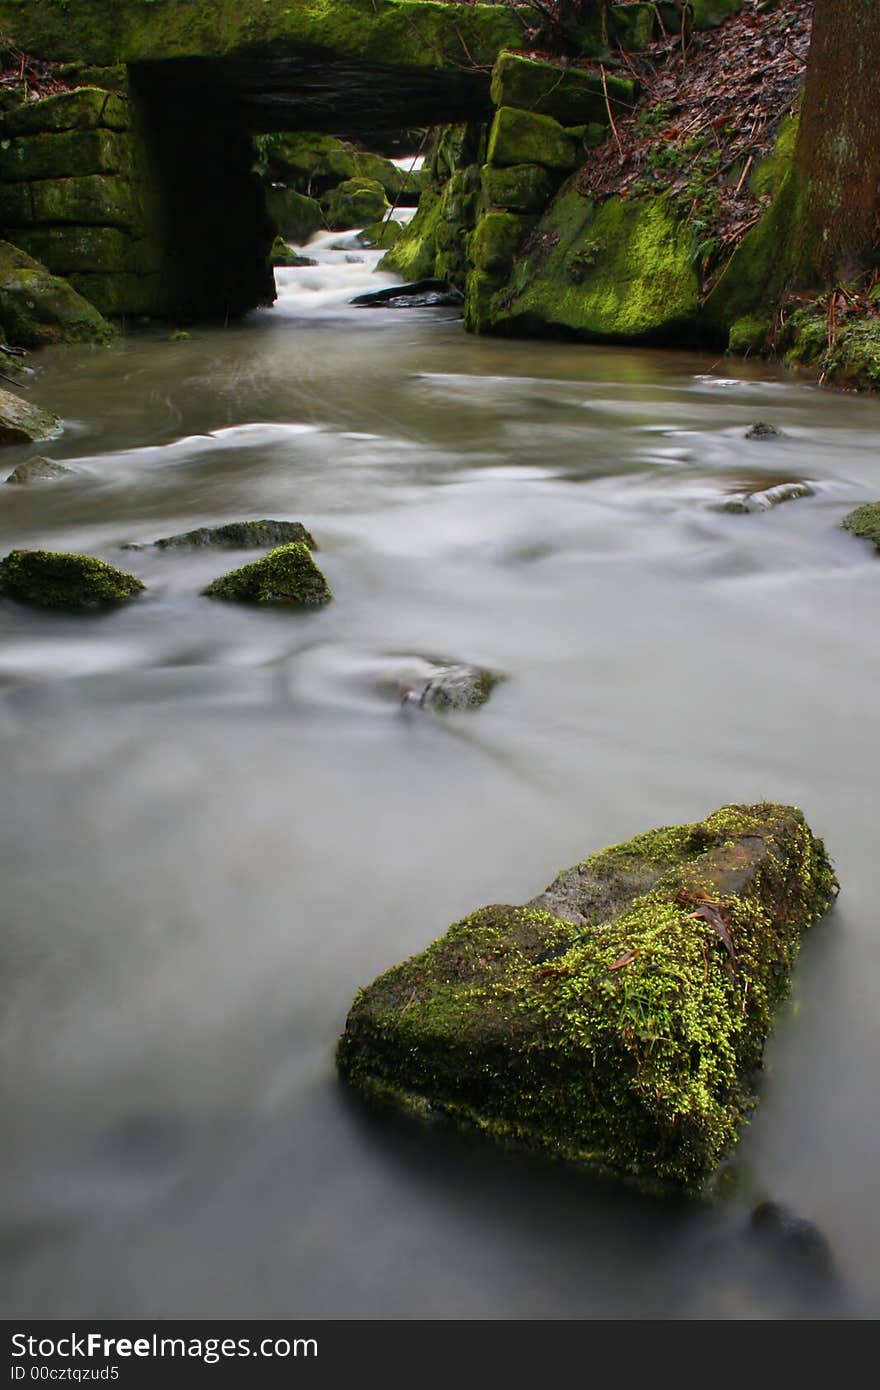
[793,0,880,283]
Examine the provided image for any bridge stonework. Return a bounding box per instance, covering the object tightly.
[0,1,519,320]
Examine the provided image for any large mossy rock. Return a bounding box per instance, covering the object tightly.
[321,177,389,231]
[264,187,323,244]
[0,549,144,609]
[0,384,62,446]
[0,240,116,346]
[263,132,403,200]
[474,189,700,343]
[203,542,331,607]
[338,803,837,1192]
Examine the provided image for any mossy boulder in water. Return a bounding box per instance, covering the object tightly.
[321,178,389,231]
[0,241,115,346]
[0,384,62,446]
[264,187,323,245]
[203,542,331,607]
[842,503,880,553]
[338,803,837,1193]
[0,549,144,610]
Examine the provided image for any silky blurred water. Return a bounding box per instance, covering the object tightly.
[1,232,878,1319]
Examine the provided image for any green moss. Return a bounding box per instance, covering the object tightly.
[470,212,532,274]
[749,114,799,201]
[0,173,141,229]
[481,162,555,213]
[0,129,133,182]
[0,549,143,610]
[10,226,155,277]
[702,169,803,344]
[842,502,880,552]
[203,542,332,607]
[379,187,443,280]
[4,88,130,136]
[0,0,521,71]
[490,52,634,128]
[0,247,116,346]
[727,314,771,355]
[260,132,403,200]
[782,308,880,391]
[338,803,837,1192]
[487,107,581,172]
[321,177,388,231]
[359,219,403,250]
[482,188,700,343]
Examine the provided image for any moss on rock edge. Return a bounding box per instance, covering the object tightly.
[337,803,837,1193]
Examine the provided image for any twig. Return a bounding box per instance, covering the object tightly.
[600,63,623,156]
[734,153,754,196]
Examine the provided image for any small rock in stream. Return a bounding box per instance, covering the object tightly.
[745,422,782,440]
[351,279,464,310]
[721,481,815,513]
[751,1202,833,1271]
[5,455,73,484]
[400,662,502,711]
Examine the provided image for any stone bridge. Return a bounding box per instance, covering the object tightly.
[0,0,522,318]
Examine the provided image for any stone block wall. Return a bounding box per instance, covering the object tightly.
[0,86,164,317]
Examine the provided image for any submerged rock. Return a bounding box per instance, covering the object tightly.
[145,520,316,552]
[351,279,464,309]
[842,502,880,553]
[400,663,501,712]
[751,1202,833,1271]
[745,421,782,440]
[5,455,73,484]
[338,803,837,1192]
[203,542,331,607]
[721,481,814,513]
[0,549,144,610]
[0,385,62,447]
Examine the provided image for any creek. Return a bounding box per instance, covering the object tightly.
[2,230,878,1318]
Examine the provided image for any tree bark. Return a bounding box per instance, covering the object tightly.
[793,0,880,283]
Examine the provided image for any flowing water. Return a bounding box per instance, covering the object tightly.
[2,230,879,1320]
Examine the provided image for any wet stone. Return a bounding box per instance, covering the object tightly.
[5,455,73,484]
[400,662,502,712]
[136,520,317,551]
